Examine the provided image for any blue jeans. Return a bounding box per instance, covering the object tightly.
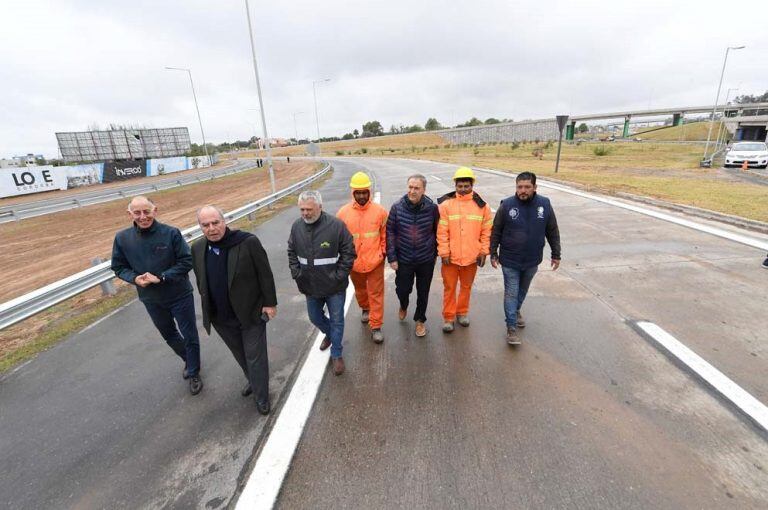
[143,293,201,376]
[306,291,346,359]
[502,265,538,329]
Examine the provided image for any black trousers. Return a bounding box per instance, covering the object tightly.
[212,320,269,404]
[395,260,436,323]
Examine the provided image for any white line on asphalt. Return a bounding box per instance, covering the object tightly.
[78,300,136,334]
[235,190,381,510]
[429,174,442,182]
[636,321,768,433]
[473,167,768,252]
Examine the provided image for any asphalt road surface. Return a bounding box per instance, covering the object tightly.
[0,161,353,509]
[2,158,767,509]
[275,158,768,509]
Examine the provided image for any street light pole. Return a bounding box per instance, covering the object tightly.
[244,0,276,195]
[312,78,330,141]
[292,111,305,142]
[702,45,745,163]
[714,87,739,151]
[165,66,209,160]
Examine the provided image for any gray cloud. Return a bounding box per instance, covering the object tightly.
[0,0,764,157]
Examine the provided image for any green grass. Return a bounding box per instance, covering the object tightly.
[356,142,768,223]
[0,287,136,373]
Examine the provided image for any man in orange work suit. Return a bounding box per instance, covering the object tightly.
[437,167,493,333]
[337,171,388,343]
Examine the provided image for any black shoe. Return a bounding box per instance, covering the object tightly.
[241,382,253,397]
[256,399,271,415]
[189,375,203,395]
[762,257,768,269]
[182,363,190,380]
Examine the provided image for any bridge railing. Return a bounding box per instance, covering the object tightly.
[0,163,331,331]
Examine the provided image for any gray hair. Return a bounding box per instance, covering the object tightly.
[127,195,155,211]
[407,174,427,188]
[298,190,323,206]
[196,204,226,222]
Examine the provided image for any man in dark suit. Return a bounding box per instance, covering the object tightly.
[191,205,277,415]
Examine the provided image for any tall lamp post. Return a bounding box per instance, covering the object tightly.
[313,78,331,141]
[165,66,209,160]
[715,87,739,151]
[244,0,276,195]
[292,111,306,142]
[702,45,745,164]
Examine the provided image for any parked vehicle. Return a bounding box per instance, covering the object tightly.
[724,142,768,169]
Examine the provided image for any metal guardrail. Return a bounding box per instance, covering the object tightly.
[0,162,331,330]
[0,161,257,224]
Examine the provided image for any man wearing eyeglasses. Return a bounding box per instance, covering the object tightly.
[111,195,203,395]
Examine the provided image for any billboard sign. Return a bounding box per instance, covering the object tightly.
[102,159,147,183]
[56,127,191,163]
[0,166,68,198]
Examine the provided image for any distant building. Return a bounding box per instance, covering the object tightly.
[0,153,44,168]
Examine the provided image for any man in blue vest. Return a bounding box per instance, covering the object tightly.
[490,172,561,346]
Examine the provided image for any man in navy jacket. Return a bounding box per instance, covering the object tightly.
[386,174,440,337]
[490,172,561,346]
[111,196,203,395]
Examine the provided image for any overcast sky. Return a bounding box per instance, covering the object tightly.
[1,0,765,158]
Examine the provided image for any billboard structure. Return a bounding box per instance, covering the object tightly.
[55,127,191,163]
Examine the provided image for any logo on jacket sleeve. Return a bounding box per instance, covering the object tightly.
[509,208,519,219]
[320,241,331,248]
[537,206,544,219]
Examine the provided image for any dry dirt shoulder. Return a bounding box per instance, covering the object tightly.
[0,161,318,303]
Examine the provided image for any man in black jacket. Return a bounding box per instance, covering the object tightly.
[191,205,277,415]
[490,172,561,346]
[386,174,439,337]
[111,196,202,395]
[287,190,356,376]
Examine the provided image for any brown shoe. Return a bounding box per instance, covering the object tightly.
[398,308,407,321]
[506,327,521,346]
[319,335,331,351]
[516,312,525,328]
[332,357,345,376]
[415,321,427,337]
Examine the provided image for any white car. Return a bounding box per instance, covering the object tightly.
[724,142,768,169]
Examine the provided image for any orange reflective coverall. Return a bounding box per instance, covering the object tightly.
[337,190,388,329]
[436,191,492,321]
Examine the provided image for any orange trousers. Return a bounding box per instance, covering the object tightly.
[441,263,478,322]
[350,261,385,329]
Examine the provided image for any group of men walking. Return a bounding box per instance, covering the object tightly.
[110,166,560,412]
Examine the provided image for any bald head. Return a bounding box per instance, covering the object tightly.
[197,204,227,242]
[127,195,157,229]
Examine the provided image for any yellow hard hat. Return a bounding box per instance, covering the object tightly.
[453,166,476,181]
[350,171,372,189]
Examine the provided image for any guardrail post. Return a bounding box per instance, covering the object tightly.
[92,257,116,296]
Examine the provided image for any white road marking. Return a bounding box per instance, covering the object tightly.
[235,190,382,510]
[429,175,442,182]
[473,167,768,252]
[636,321,768,433]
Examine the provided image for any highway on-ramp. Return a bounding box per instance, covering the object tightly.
[1,158,767,509]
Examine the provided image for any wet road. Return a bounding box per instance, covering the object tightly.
[275,158,768,509]
[0,161,356,509]
[2,157,767,509]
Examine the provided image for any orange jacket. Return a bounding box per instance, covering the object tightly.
[337,191,388,273]
[436,191,493,266]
